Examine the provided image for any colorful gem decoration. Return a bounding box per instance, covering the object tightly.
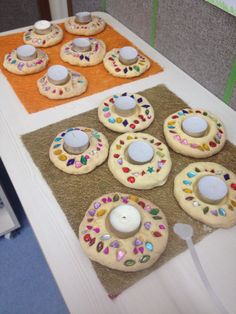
[164,108,226,156]
[80,193,168,270]
[65,16,105,34]
[98,92,154,132]
[23,24,62,47]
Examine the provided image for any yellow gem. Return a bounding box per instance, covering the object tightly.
[97,209,106,217]
[168,121,176,125]
[183,189,192,193]
[116,117,123,123]
[202,144,210,151]
[116,144,121,150]
[54,149,62,155]
[197,146,204,151]
[231,200,236,207]
[59,154,67,161]
[129,195,139,202]
[127,135,134,140]
[83,128,91,132]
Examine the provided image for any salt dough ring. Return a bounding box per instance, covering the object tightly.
[174,162,236,228]
[64,16,106,36]
[103,48,150,78]
[108,133,172,189]
[163,108,226,158]
[98,92,154,133]
[79,192,168,272]
[37,69,88,100]
[49,127,109,175]
[3,48,48,75]
[23,24,63,47]
[60,38,106,66]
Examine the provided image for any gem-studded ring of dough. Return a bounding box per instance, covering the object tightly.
[108,133,172,189]
[103,48,150,78]
[64,16,106,36]
[79,192,168,272]
[23,24,63,47]
[49,127,109,174]
[3,49,48,75]
[163,108,226,158]
[174,162,236,228]
[37,69,88,99]
[98,93,154,133]
[60,38,106,66]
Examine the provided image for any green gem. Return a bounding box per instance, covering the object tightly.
[145,109,150,115]
[152,216,162,220]
[113,194,120,202]
[203,207,209,214]
[94,133,100,139]
[147,167,154,174]
[217,123,222,127]
[150,208,159,215]
[133,65,140,72]
[195,167,201,172]
[150,139,154,143]
[112,54,116,58]
[139,255,150,263]
[11,60,16,64]
[214,137,220,144]
[124,259,136,267]
[203,112,208,116]
[156,151,165,157]
[80,156,87,165]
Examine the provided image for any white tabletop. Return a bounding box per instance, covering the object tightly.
[0,12,236,314]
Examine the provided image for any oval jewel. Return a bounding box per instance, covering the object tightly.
[139,255,150,263]
[124,259,136,267]
[100,234,111,241]
[145,242,153,251]
[96,241,104,252]
[187,171,197,178]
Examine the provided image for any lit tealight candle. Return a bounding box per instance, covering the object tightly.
[197,175,228,204]
[182,116,208,138]
[119,46,138,65]
[47,65,69,85]
[72,38,91,52]
[34,20,52,35]
[114,96,136,116]
[63,130,89,154]
[16,45,37,61]
[75,12,92,24]
[128,141,154,165]
[108,204,141,238]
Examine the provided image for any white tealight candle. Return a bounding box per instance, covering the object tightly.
[63,130,89,154]
[109,204,141,238]
[114,96,136,116]
[197,175,228,204]
[72,38,91,52]
[16,45,37,61]
[182,116,208,138]
[34,20,52,35]
[75,12,92,24]
[128,141,154,165]
[47,65,69,85]
[119,46,138,65]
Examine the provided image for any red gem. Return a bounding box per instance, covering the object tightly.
[169,130,176,133]
[104,102,109,106]
[127,176,135,183]
[156,169,160,172]
[120,140,125,145]
[231,183,236,190]
[210,169,215,173]
[218,129,223,134]
[134,120,139,124]
[59,90,63,95]
[130,124,136,129]
[87,218,93,222]
[113,154,120,158]
[171,115,179,119]
[141,170,145,176]
[209,141,217,147]
[115,68,121,72]
[153,231,162,237]
[133,247,138,254]
[108,57,114,61]
[109,98,114,103]
[138,201,145,208]
[84,234,91,242]
[89,237,96,246]
[195,110,201,113]
[138,114,144,119]
[86,225,92,230]
[155,142,162,146]
[122,167,130,173]
[160,159,166,164]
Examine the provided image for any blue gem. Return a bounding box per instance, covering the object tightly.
[53,144,61,148]
[61,133,66,137]
[123,68,128,73]
[123,119,128,127]
[130,95,135,99]
[145,242,153,251]
[167,125,175,129]
[79,55,84,60]
[182,109,189,114]
[224,174,230,180]
[137,97,143,103]
[67,128,73,132]
[187,171,197,178]
[178,111,184,116]
[103,107,109,112]
[108,117,115,123]
[183,180,192,185]
[55,137,62,142]
[113,95,118,98]
[218,208,226,216]
[121,92,127,96]
[67,159,75,166]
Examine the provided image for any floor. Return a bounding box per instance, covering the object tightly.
[0,159,68,314]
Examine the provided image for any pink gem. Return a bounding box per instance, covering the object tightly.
[103,247,109,254]
[93,227,100,233]
[174,135,181,141]
[102,198,107,203]
[107,197,112,202]
[133,247,138,255]
[181,139,188,145]
[190,143,198,148]
[75,161,82,168]
[117,250,126,261]
[159,224,166,230]
[85,155,90,160]
[144,222,151,230]
[144,205,151,211]
[104,112,111,118]
[87,225,92,230]
[139,247,144,254]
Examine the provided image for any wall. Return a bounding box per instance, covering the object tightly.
[71,0,236,110]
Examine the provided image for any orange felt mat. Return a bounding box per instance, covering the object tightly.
[0,23,163,113]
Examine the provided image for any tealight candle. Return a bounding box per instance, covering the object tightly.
[63,130,89,154]
[75,12,92,24]
[108,204,141,238]
[127,141,154,165]
[114,96,136,116]
[34,20,52,35]
[119,46,138,65]
[197,175,228,204]
[16,45,37,61]
[72,38,91,52]
[182,116,208,138]
[47,65,69,85]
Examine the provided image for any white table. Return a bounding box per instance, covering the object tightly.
[0,12,236,314]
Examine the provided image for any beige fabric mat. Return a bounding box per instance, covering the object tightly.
[22,85,236,297]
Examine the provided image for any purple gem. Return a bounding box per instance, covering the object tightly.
[79,55,84,60]
[123,67,128,73]
[61,132,66,137]
[102,198,107,203]
[107,197,112,202]
[121,92,127,96]
[122,120,128,127]
[137,97,143,103]
[85,56,90,61]
[88,209,96,216]
[94,202,101,209]
[210,210,218,216]
[134,239,143,246]
[133,247,138,254]
[17,62,24,70]
[110,240,119,248]
[121,197,128,204]
[130,95,135,99]
[141,104,150,108]
[224,174,230,181]
[144,222,151,230]
[66,158,75,166]
[117,158,123,165]
[139,247,144,254]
